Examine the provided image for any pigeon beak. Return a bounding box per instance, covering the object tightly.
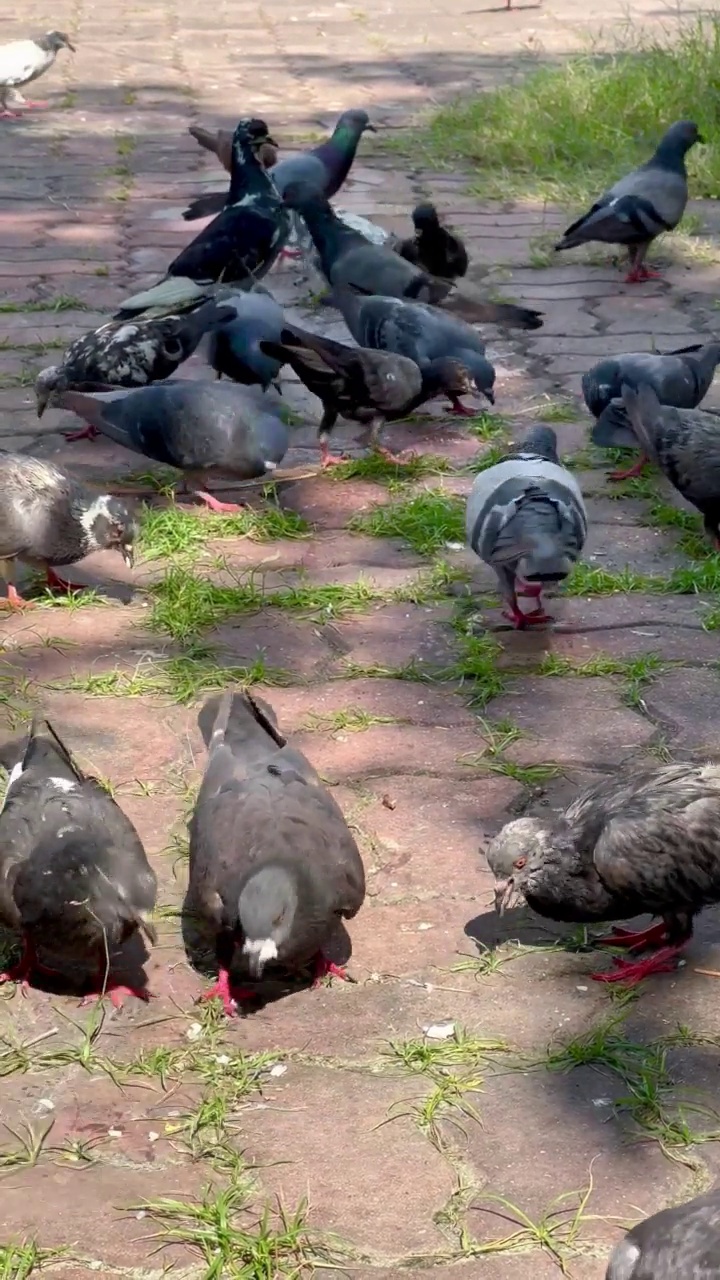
[494,877,518,916]
[365,122,379,133]
[122,545,134,569]
[482,387,496,405]
[265,135,280,148]
[36,388,50,419]
[66,38,76,51]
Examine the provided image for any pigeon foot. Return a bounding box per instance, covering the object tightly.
[448,397,476,417]
[0,584,35,610]
[0,109,23,119]
[595,921,668,951]
[46,567,79,595]
[193,490,246,514]
[199,968,254,1017]
[592,944,683,986]
[19,100,50,110]
[624,266,663,284]
[312,953,354,987]
[81,980,153,1010]
[609,454,648,481]
[63,424,100,442]
[278,247,303,262]
[516,580,544,600]
[0,939,59,990]
[502,602,554,629]
[319,443,349,468]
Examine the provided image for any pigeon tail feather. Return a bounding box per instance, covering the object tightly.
[198,689,284,757]
[22,715,83,785]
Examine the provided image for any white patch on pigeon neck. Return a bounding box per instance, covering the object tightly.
[0,760,24,813]
[50,777,77,793]
[79,494,113,540]
[242,938,278,965]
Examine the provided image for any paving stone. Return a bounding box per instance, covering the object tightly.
[642,668,720,755]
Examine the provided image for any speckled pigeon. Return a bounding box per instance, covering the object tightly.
[52,381,293,514]
[0,31,74,117]
[486,762,720,986]
[586,341,720,479]
[555,120,702,282]
[336,286,496,414]
[607,1186,720,1279]
[0,451,137,608]
[0,715,156,1007]
[465,424,587,628]
[188,689,366,1016]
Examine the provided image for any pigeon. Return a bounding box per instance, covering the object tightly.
[116,121,291,320]
[182,108,377,225]
[187,689,366,1016]
[606,1187,720,1279]
[555,120,702,283]
[0,451,137,608]
[183,120,280,221]
[286,182,543,328]
[586,342,720,480]
[613,381,720,546]
[0,31,74,117]
[35,298,234,443]
[465,425,587,629]
[260,324,474,465]
[336,286,497,414]
[52,381,293,514]
[0,715,156,1008]
[486,762,720,986]
[202,288,286,391]
[395,203,469,281]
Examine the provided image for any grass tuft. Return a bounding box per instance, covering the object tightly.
[350,490,464,557]
[139,502,310,562]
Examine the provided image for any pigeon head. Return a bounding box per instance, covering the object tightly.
[241,117,279,149]
[238,864,298,977]
[79,495,138,568]
[423,357,474,399]
[485,817,550,913]
[38,31,76,52]
[35,365,67,418]
[334,108,377,137]
[412,203,441,230]
[516,424,560,463]
[654,119,703,163]
[459,350,496,403]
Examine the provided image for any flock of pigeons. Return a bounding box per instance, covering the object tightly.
[2,32,720,1275]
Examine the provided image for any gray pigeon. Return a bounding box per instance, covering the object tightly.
[187,690,366,1016]
[586,342,720,480]
[486,762,720,987]
[337,287,496,414]
[201,287,286,391]
[465,425,587,628]
[53,381,292,513]
[606,1187,720,1279]
[285,183,544,329]
[0,451,137,608]
[555,120,702,282]
[0,31,74,116]
[616,381,720,546]
[0,715,156,1008]
[35,298,234,441]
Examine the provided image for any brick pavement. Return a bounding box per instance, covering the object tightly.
[2,1,720,1277]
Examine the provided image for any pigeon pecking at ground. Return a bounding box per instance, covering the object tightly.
[336,287,497,413]
[585,341,720,479]
[486,762,720,986]
[260,324,474,465]
[395,202,469,281]
[555,120,702,283]
[187,689,366,1017]
[52,380,293,513]
[34,298,235,442]
[0,715,157,1008]
[465,425,587,628]
[606,1186,720,1279]
[0,451,137,608]
[0,31,74,117]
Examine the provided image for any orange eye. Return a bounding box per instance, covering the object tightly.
[514,857,527,870]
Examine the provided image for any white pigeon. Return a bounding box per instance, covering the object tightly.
[0,31,75,116]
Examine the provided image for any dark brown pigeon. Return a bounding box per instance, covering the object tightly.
[396,203,469,281]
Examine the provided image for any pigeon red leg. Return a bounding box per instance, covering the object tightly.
[1,584,35,610]
[278,247,303,262]
[609,454,648,482]
[625,265,663,283]
[81,979,153,1010]
[0,937,61,991]
[63,424,100,442]
[502,592,554,629]
[312,953,352,986]
[192,490,246,514]
[46,567,79,594]
[448,397,476,417]
[595,921,669,950]
[592,944,683,986]
[319,440,349,468]
[18,100,50,110]
[199,967,254,1017]
[516,580,543,599]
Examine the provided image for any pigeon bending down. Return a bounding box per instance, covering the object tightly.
[0,31,74,117]
[52,381,293,514]
[606,1187,720,1280]
[586,342,720,480]
[615,381,720,545]
[183,108,376,227]
[0,451,137,608]
[555,120,702,283]
[395,203,469,281]
[34,298,234,442]
[465,425,587,628]
[285,182,543,328]
[337,287,496,413]
[260,325,473,465]
[202,288,286,391]
[188,690,366,1016]
[486,762,720,986]
[0,716,156,1007]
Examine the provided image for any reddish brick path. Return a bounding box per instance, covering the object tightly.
[2,3,720,1277]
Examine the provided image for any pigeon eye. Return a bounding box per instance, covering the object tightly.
[514,857,527,870]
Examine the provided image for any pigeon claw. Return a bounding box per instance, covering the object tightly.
[312,954,354,987]
[609,454,648,482]
[502,602,554,629]
[1,584,35,610]
[200,968,254,1018]
[591,944,683,986]
[0,109,23,119]
[63,424,100,442]
[319,443,349,468]
[624,266,663,284]
[192,490,246,514]
[595,921,668,951]
[81,981,153,1011]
